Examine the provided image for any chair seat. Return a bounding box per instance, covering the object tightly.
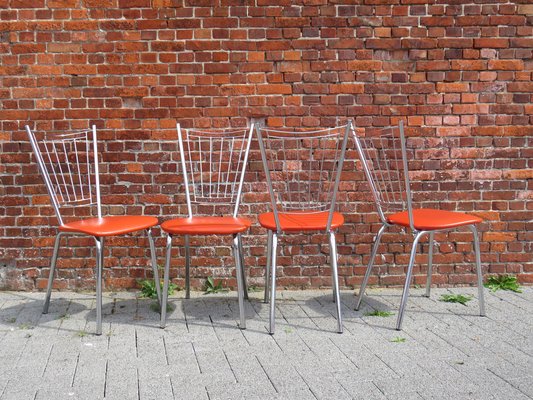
[161,216,252,235]
[59,216,159,237]
[388,208,482,231]
[259,211,344,232]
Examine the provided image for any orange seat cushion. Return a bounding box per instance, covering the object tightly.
[161,216,252,235]
[387,208,482,231]
[59,216,158,237]
[259,211,344,232]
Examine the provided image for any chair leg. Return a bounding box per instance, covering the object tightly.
[43,232,63,314]
[468,225,486,317]
[396,231,425,331]
[329,231,343,334]
[264,230,273,304]
[95,237,104,336]
[233,235,246,329]
[269,233,278,335]
[185,234,190,299]
[425,231,435,298]
[355,224,386,311]
[238,233,248,300]
[147,228,161,306]
[160,234,173,329]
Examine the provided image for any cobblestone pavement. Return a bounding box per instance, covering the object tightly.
[0,287,532,400]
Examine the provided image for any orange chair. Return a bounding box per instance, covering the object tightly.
[25,125,160,335]
[352,122,486,330]
[256,123,351,334]
[160,124,254,329]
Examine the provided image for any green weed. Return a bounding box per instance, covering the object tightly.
[391,336,406,343]
[484,275,522,293]
[440,294,473,306]
[203,276,228,295]
[364,310,394,317]
[138,279,178,299]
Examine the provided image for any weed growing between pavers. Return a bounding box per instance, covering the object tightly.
[364,310,394,317]
[138,278,179,299]
[203,276,228,294]
[440,294,473,306]
[484,275,522,293]
[391,337,406,343]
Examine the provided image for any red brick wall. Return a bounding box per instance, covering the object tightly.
[1,1,532,291]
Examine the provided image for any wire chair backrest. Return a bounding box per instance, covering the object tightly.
[256,122,351,232]
[177,124,254,218]
[25,125,101,227]
[352,121,415,231]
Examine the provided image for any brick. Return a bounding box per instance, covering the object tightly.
[488,60,524,71]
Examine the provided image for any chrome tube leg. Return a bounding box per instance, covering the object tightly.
[329,231,343,334]
[355,224,386,311]
[160,234,173,329]
[469,225,486,317]
[185,235,190,299]
[233,235,246,329]
[43,232,63,314]
[147,228,161,306]
[95,237,104,336]
[396,231,425,331]
[264,230,273,304]
[269,233,278,335]
[425,231,435,298]
[238,233,248,300]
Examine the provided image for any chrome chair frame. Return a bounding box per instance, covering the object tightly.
[160,124,254,329]
[25,125,160,335]
[352,121,485,330]
[257,122,351,334]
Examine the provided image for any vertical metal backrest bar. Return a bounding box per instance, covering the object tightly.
[198,136,204,199]
[25,125,64,226]
[326,121,350,231]
[281,137,291,208]
[85,131,93,205]
[209,136,213,199]
[233,124,254,218]
[307,139,313,207]
[384,132,397,206]
[61,140,76,201]
[232,130,246,201]
[50,141,70,202]
[224,137,235,199]
[177,124,193,218]
[256,126,281,233]
[186,132,196,204]
[399,121,415,231]
[92,125,102,219]
[217,137,224,199]
[72,138,83,201]
[352,126,388,224]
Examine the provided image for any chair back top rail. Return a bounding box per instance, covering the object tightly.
[352,121,416,231]
[25,125,101,226]
[256,122,351,232]
[177,124,254,218]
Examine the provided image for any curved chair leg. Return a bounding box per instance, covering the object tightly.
[147,228,161,306]
[233,235,246,329]
[43,232,64,314]
[396,231,425,331]
[425,231,435,298]
[160,234,173,329]
[238,233,248,300]
[329,231,343,334]
[95,237,104,336]
[355,224,387,311]
[468,225,486,316]
[264,230,273,304]
[185,234,190,299]
[269,233,278,334]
